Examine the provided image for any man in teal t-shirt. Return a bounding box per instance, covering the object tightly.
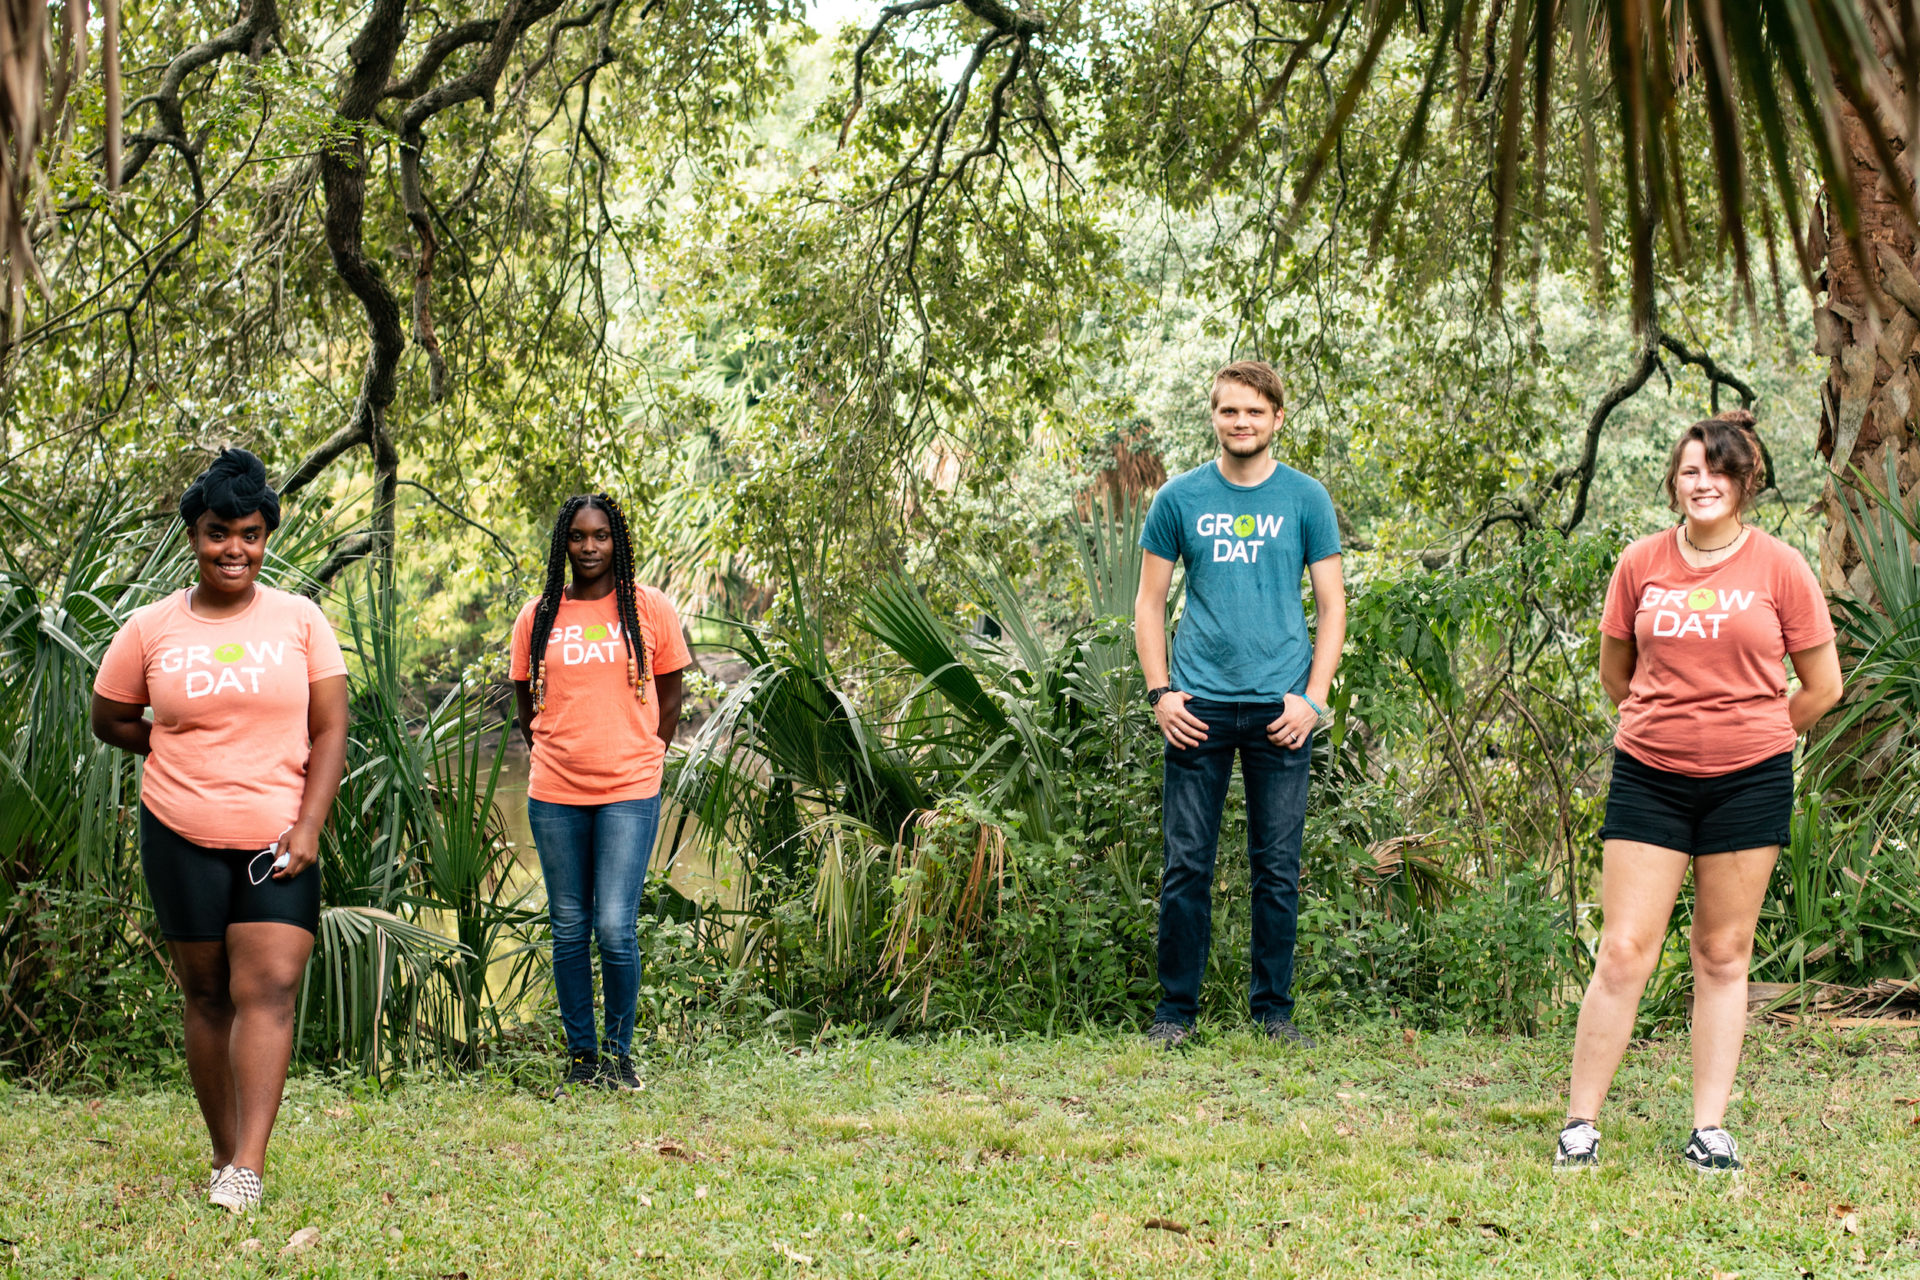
[1134,360,1347,1047]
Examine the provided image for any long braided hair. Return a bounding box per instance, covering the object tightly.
[527,493,650,713]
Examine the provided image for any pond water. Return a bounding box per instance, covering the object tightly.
[489,736,739,912]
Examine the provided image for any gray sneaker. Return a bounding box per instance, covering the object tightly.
[1263,1018,1315,1048]
[1146,1021,1193,1049]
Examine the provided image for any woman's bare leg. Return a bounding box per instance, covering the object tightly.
[1688,845,1778,1128]
[222,922,313,1174]
[166,939,238,1169]
[1567,840,1691,1121]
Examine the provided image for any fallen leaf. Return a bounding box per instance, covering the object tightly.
[324,1106,349,1119]
[657,1140,694,1160]
[695,1185,709,1199]
[1841,1213,1859,1235]
[895,1226,917,1245]
[1403,1027,1417,1046]
[637,1193,653,1208]
[1833,1204,1855,1215]
[1444,1216,1462,1227]
[1479,1222,1511,1239]
[772,1240,813,1265]
[281,1227,319,1255]
[1142,1218,1189,1235]
[238,1239,261,1252]
[1852,1246,1869,1264]
[1710,1271,1740,1280]
[1334,1124,1354,1137]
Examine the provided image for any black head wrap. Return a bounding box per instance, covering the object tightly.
[179,448,281,531]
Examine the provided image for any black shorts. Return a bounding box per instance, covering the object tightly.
[139,804,320,941]
[1599,748,1794,856]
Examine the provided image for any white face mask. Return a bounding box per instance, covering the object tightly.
[246,826,295,886]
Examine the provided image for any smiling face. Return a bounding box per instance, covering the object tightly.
[567,503,614,586]
[1210,379,1282,459]
[187,509,269,600]
[1672,439,1742,526]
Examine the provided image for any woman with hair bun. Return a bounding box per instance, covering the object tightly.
[1552,410,1843,1176]
[510,493,689,1099]
[90,448,350,1212]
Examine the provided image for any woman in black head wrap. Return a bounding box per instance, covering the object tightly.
[90,447,350,1213]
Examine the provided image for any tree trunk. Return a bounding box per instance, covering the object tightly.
[1815,17,1920,599]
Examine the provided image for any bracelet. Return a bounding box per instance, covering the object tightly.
[1301,693,1331,722]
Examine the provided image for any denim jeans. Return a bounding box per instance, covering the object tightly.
[526,795,661,1057]
[1155,699,1312,1027]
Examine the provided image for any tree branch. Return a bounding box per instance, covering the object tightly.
[1551,329,1662,535]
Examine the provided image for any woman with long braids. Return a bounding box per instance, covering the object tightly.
[1553,411,1842,1175]
[511,493,690,1097]
[91,449,349,1212]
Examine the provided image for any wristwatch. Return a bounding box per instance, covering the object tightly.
[1147,685,1174,707]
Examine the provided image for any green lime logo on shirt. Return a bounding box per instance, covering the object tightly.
[1232,514,1256,538]
[1687,588,1717,611]
[213,643,245,663]
[584,624,610,642]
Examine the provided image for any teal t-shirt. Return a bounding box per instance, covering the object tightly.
[1140,459,1341,702]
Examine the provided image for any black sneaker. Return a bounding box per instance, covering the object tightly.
[602,1054,644,1092]
[1682,1126,1743,1174]
[553,1051,598,1100]
[1263,1018,1315,1048]
[1553,1119,1601,1171]
[1146,1021,1193,1049]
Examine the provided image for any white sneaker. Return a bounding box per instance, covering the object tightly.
[207,1164,233,1201]
[209,1165,262,1212]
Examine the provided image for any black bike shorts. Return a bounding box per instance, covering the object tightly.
[139,804,320,941]
[1598,747,1794,856]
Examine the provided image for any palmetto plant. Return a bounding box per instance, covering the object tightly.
[669,496,1158,1015]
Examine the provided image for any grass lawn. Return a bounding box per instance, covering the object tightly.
[3,1024,1917,1278]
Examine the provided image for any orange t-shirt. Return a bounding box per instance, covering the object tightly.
[509,586,693,804]
[1600,527,1834,777]
[93,586,348,848]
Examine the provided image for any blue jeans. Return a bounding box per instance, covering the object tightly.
[526,795,661,1057]
[1155,699,1312,1027]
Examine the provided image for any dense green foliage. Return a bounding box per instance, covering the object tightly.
[5,2,1919,1083]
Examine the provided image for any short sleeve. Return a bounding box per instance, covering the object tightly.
[1140,485,1181,561]
[643,587,694,676]
[304,601,348,682]
[1304,482,1342,564]
[508,601,536,681]
[1776,545,1837,653]
[93,614,150,705]
[1600,552,1639,641]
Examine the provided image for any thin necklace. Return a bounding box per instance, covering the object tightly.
[1682,521,1743,554]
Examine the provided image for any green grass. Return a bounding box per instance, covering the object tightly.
[4,1025,1918,1278]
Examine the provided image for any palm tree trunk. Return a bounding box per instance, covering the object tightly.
[1816,15,1920,599]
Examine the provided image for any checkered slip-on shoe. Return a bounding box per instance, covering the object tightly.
[208,1164,262,1213]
